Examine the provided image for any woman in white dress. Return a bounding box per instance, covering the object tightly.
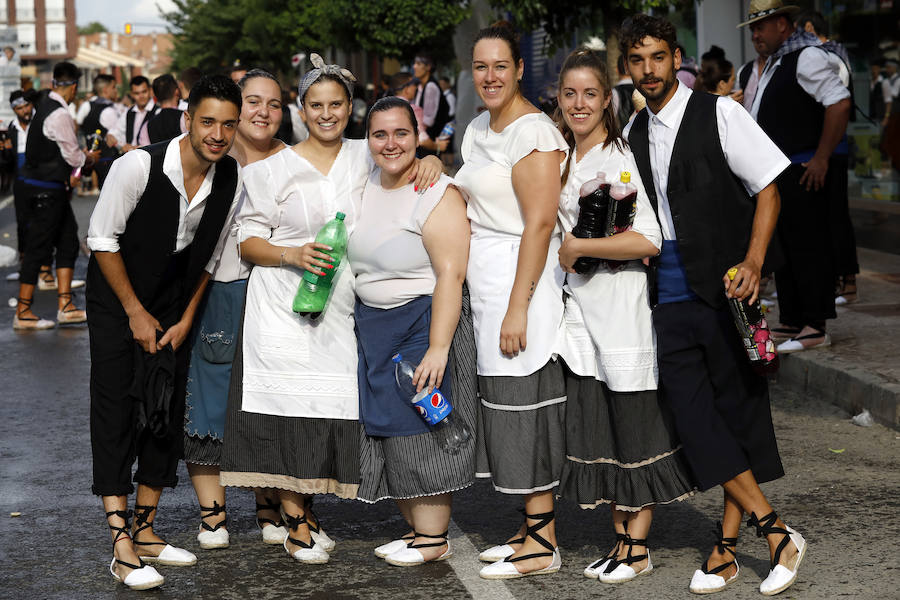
[219,55,442,564]
[453,22,570,579]
[183,69,289,551]
[552,47,696,584]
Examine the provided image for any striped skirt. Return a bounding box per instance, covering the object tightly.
[219,307,360,499]
[475,359,567,495]
[557,373,696,511]
[357,288,478,502]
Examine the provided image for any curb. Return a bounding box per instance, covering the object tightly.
[775,351,900,430]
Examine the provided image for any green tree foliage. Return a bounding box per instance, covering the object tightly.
[78,21,108,35]
[164,0,470,73]
[491,0,694,50]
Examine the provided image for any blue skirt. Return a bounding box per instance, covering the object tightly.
[355,295,453,437]
[184,279,247,441]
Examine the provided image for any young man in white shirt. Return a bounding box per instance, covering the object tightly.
[108,75,159,152]
[622,12,806,596]
[86,75,242,591]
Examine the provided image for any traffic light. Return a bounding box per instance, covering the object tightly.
[124,23,132,35]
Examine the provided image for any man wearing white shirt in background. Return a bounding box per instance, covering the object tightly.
[86,75,242,591]
[108,75,159,152]
[741,0,851,353]
[80,74,121,189]
[622,13,807,597]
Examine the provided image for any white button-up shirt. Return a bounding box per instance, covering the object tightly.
[110,98,157,147]
[87,134,242,274]
[42,90,86,169]
[749,46,850,120]
[624,82,789,241]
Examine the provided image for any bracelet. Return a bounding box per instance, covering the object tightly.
[280,249,287,267]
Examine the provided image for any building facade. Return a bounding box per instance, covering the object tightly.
[1,0,77,86]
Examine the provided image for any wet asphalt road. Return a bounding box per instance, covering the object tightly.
[0,195,898,600]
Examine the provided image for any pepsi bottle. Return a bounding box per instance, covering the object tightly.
[393,354,471,454]
[604,171,639,271]
[572,171,611,274]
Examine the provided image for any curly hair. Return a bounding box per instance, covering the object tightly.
[618,13,678,58]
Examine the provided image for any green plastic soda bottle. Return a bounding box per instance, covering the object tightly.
[292,212,348,318]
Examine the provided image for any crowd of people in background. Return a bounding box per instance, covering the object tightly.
[7,0,898,596]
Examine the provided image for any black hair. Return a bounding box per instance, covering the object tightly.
[796,10,828,37]
[152,73,179,102]
[92,73,116,96]
[472,20,522,66]
[697,55,734,94]
[365,96,419,140]
[9,89,25,104]
[129,75,150,89]
[389,71,416,93]
[238,68,278,89]
[438,76,451,85]
[616,54,627,76]
[52,61,80,84]
[187,74,242,115]
[178,67,203,91]
[701,45,726,62]
[619,13,678,58]
[228,64,248,76]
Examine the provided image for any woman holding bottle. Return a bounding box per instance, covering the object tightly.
[183,69,292,551]
[219,55,442,565]
[552,47,696,584]
[454,22,569,579]
[349,96,476,566]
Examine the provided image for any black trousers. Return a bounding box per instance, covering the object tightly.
[19,184,78,285]
[826,155,858,277]
[88,273,187,497]
[12,178,28,254]
[653,300,784,492]
[773,164,837,326]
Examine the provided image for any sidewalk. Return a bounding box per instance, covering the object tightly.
[769,246,900,429]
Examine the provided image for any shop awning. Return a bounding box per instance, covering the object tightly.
[73,45,145,69]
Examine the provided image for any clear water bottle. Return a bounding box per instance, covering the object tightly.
[392,353,471,454]
[292,212,348,319]
[438,121,455,140]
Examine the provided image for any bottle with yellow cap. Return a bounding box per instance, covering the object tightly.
[604,171,639,271]
[726,267,779,374]
[89,128,103,152]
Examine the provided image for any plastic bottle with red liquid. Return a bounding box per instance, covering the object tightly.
[571,171,611,274]
[726,267,779,375]
[604,171,638,271]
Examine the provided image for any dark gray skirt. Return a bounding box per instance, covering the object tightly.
[219,303,360,499]
[475,359,567,495]
[557,373,696,511]
[357,288,478,502]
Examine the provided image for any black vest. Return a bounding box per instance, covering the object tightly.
[81,99,119,160]
[86,141,238,319]
[23,91,70,184]
[756,49,824,157]
[147,108,184,144]
[126,104,160,145]
[418,80,452,141]
[628,92,778,309]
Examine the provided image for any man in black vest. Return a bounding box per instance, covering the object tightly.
[147,74,185,144]
[80,74,120,189]
[108,75,160,153]
[14,62,98,330]
[86,75,242,590]
[741,1,851,352]
[621,14,807,596]
[5,90,33,263]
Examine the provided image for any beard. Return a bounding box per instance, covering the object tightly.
[636,71,677,103]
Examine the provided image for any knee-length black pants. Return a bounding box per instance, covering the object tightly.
[653,300,784,492]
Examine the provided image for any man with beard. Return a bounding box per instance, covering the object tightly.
[81,74,121,189]
[621,13,807,596]
[86,75,242,591]
[741,1,851,352]
[6,90,33,269]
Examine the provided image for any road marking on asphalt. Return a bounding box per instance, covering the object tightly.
[0,195,13,212]
[448,519,517,600]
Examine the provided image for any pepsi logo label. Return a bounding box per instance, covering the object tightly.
[430,393,444,408]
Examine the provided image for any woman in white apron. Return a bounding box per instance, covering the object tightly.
[454,22,569,579]
[219,55,442,565]
[552,47,696,585]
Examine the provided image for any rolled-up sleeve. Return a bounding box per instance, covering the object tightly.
[43,107,85,169]
[797,47,851,108]
[86,150,150,252]
[205,170,244,273]
[238,160,280,241]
